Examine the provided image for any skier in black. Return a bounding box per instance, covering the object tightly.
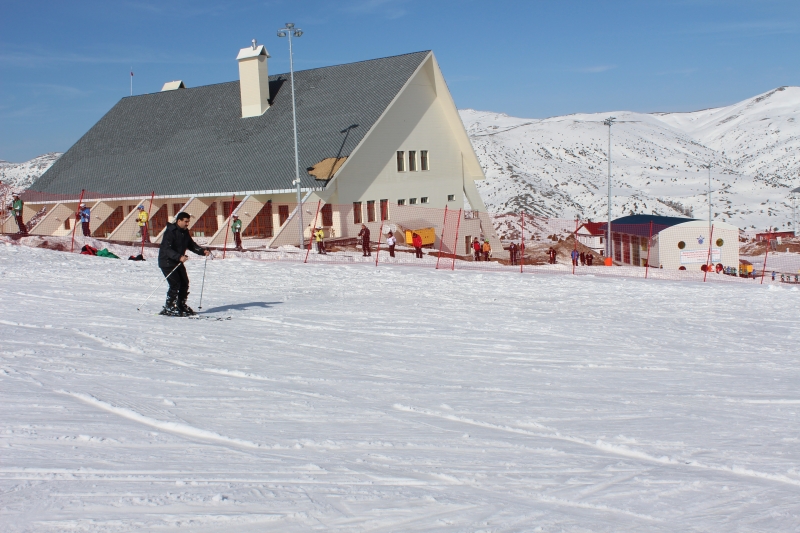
[158,212,210,316]
[358,224,371,256]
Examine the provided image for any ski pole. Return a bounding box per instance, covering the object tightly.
[198,253,210,310]
[137,263,182,311]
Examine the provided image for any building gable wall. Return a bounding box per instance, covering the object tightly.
[326,54,487,214]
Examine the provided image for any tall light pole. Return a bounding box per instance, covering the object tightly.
[703,163,712,236]
[792,185,800,237]
[603,117,616,260]
[278,22,305,249]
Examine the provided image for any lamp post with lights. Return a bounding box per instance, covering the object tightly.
[277,22,305,248]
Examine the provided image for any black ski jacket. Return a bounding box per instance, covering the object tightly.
[158,223,205,269]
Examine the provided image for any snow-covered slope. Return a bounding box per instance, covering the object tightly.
[2,243,800,531]
[461,86,800,230]
[0,152,61,191]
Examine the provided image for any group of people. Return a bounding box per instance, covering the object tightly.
[77,202,151,242]
[568,249,595,266]
[355,224,423,259]
[549,247,595,266]
[472,237,492,261]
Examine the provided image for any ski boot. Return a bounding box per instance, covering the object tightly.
[159,296,181,317]
[178,296,197,317]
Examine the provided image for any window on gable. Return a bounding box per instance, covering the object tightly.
[366,200,376,222]
[420,197,429,204]
[397,199,405,206]
[409,198,417,205]
[408,150,417,171]
[353,202,362,224]
[447,194,455,202]
[421,150,429,171]
[380,199,389,221]
[396,151,405,172]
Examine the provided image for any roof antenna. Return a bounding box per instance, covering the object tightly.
[251,39,257,50]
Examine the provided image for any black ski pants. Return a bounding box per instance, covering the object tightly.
[161,264,189,302]
[15,215,27,234]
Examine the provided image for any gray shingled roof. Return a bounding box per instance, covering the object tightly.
[30,51,431,197]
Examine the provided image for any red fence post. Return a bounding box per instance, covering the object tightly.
[435,206,449,270]
[572,218,579,275]
[645,221,653,279]
[140,190,155,256]
[451,208,462,271]
[760,229,771,285]
[520,212,525,273]
[703,224,715,283]
[222,193,236,259]
[304,200,321,264]
[70,189,86,253]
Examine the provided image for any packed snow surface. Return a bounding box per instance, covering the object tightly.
[1,243,799,532]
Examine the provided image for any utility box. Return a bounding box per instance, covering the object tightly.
[404,227,436,246]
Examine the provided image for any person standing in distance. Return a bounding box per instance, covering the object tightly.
[508,241,518,266]
[358,224,371,256]
[231,214,243,251]
[314,226,326,254]
[11,194,27,234]
[136,205,150,243]
[412,232,423,259]
[78,203,91,237]
[386,232,396,258]
[158,212,210,316]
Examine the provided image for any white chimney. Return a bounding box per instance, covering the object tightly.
[236,39,271,118]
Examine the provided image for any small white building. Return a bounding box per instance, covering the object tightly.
[600,215,739,270]
[576,222,605,255]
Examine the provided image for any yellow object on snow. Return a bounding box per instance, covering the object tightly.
[404,228,435,246]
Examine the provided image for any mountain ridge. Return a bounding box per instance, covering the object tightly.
[461,86,800,231]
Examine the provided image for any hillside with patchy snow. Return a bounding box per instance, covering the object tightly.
[461,86,800,231]
[0,153,61,191]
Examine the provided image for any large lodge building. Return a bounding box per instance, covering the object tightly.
[7,45,502,256]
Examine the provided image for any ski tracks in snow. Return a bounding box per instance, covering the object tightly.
[393,404,800,489]
[59,390,267,450]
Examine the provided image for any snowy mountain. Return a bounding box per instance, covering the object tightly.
[0,152,61,191]
[461,86,800,231]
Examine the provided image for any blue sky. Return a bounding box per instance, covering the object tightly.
[1,0,798,162]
